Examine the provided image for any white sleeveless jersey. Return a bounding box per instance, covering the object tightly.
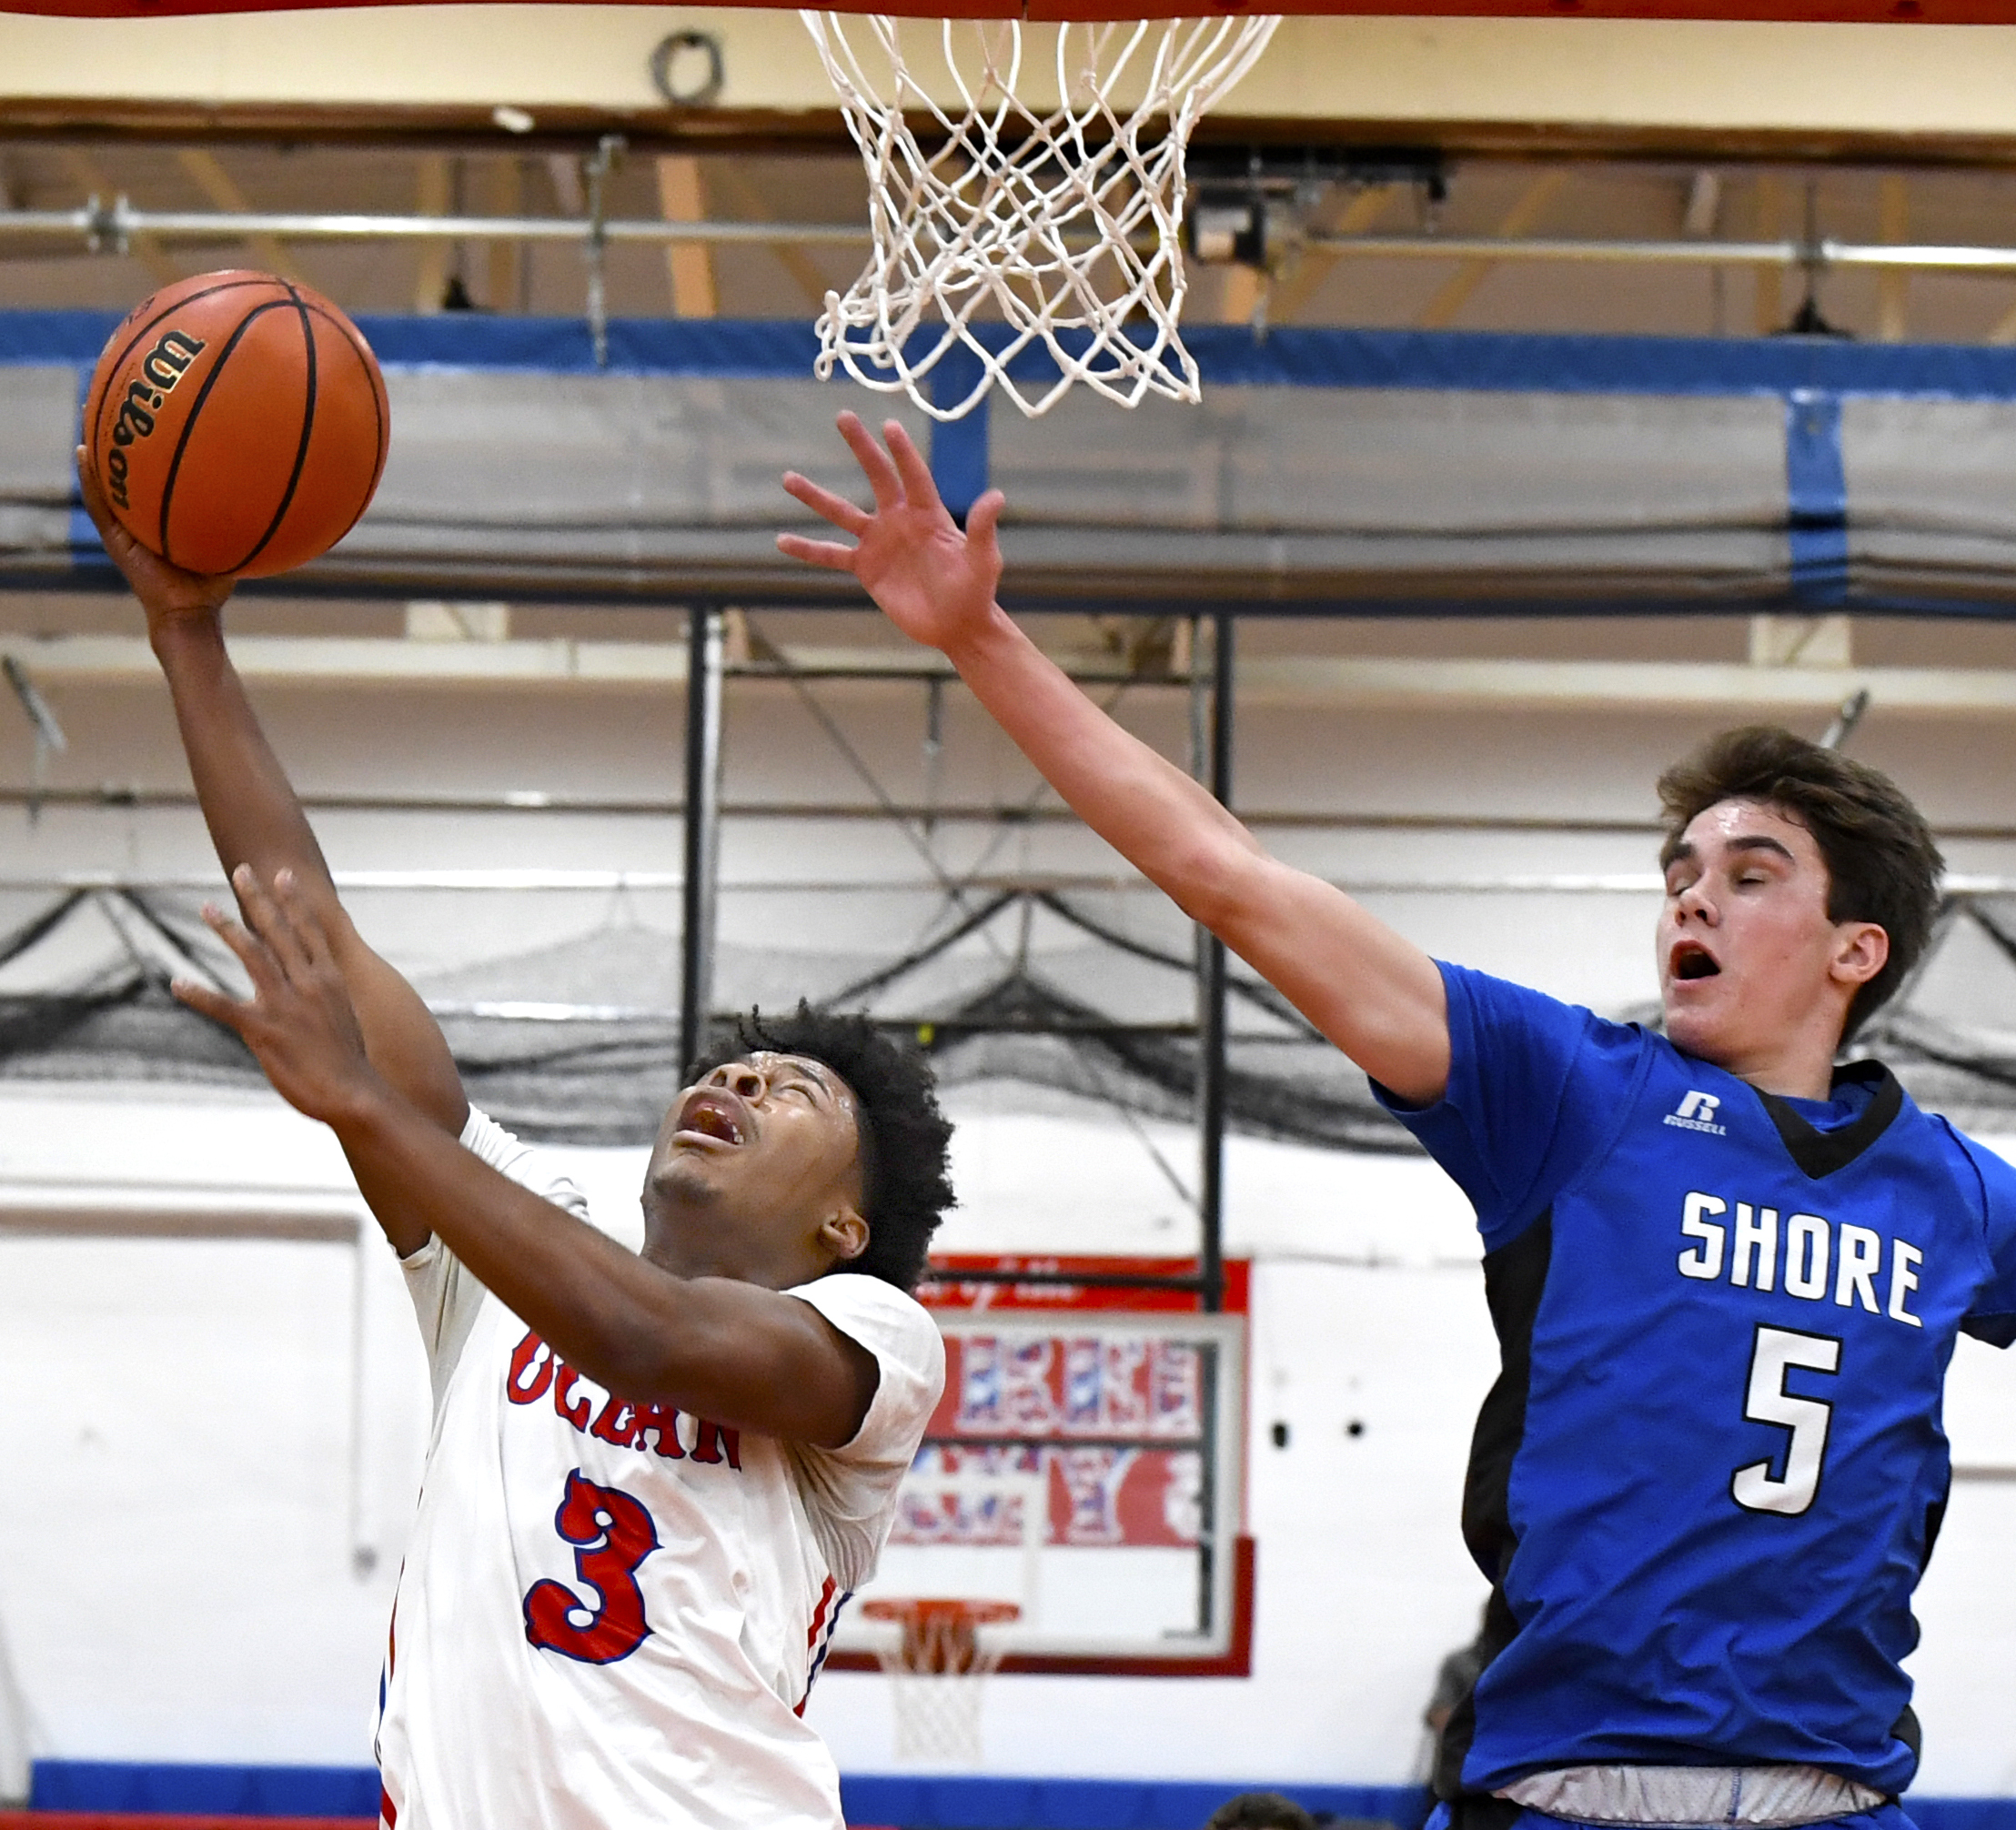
[375,1109,944,1830]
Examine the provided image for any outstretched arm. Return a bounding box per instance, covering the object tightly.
[78,451,469,1185]
[780,414,1450,1105]
[178,868,877,1447]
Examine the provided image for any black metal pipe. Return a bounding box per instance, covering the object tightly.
[1198,612,1235,1316]
[678,608,722,1074]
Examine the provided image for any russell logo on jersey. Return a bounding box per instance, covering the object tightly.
[1665,1091,1729,1135]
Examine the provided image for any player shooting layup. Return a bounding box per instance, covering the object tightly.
[76,458,954,1830]
[783,414,2016,1830]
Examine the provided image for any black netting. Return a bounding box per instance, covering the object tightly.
[4,885,2016,1150]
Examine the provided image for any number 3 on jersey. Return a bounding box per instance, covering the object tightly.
[523,1469,660,1663]
[1731,1324,1841,1517]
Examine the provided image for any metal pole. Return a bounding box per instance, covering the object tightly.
[1188,608,1212,1182]
[1198,612,1234,1318]
[1187,610,1233,1639]
[26,202,2016,277]
[679,607,724,1074]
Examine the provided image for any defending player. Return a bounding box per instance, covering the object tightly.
[781,414,2016,1830]
[77,454,954,1830]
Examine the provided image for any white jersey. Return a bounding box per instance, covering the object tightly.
[375,1108,944,1830]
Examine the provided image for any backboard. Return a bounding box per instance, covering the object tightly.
[825,1255,1253,1678]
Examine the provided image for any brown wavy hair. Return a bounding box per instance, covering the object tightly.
[1657,726,1943,1044]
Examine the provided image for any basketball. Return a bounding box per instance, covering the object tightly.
[84,269,389,579]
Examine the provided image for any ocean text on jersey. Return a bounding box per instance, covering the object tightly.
[1678,1191,1922,1328]
[507,1330,744,1469]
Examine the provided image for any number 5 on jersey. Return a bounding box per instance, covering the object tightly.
[524,1469,660,1663]
[1731,1325,1841,1517]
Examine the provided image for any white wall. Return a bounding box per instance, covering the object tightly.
[3,1083,2015,1792]
[5,608,2016,1789]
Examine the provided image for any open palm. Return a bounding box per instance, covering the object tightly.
[777,412,1005,653]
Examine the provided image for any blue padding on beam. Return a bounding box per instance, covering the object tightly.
[1785,388,1850,605]
[31,1758,379,1815]
[18,310,2016,400]
[0,308,121,364]
[1170,327,2016,400]
[929,343,992,519]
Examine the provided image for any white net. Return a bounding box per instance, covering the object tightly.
[865,1598,1022,1765]
[883,1667,995,1765]
[802,11,1282,420]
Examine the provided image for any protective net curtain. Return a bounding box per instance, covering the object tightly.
[803,12,1281,419]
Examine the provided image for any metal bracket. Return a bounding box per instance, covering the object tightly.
[82,192,127,256]
[582,134,626,368]
[3,657,67,826]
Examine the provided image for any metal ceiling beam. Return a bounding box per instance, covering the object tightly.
[22,200,2016,282]
[0,202,866,246]
[19,632,2016,718]
[6,867,2016,897]
[19,12,2016,163]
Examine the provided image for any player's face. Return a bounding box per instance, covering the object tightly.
[1657,798,1888,1077]
[641,1051,869,1286]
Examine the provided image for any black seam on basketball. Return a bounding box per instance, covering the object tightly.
[226,284,319,575]
[156,297,297,568]
[300,300,388,538]
[88,277,278,458]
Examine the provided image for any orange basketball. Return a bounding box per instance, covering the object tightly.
[85,269,389,579]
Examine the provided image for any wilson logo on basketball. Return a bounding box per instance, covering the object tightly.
[102,329,206,511]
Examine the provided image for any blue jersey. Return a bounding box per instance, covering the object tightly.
[1381,964,2016,1800]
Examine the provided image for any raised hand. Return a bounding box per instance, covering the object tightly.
[75,445,235,635]
[778,412,1007,657]
[173,864,387,1128]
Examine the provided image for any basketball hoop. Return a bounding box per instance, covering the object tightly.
[801,11,1282,420]
[861,1596,1021,1764]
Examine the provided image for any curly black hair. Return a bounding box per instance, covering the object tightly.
[686,1004,954,1292]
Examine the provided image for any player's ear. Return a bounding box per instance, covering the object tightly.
[818,1206,869,1266]
[1831,920,1890,989]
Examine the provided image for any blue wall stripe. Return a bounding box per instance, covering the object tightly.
[25,1765,2016,1830]
[19,311,2016,400]
[839,1775,1427,1828]
[30,1758,380,1815]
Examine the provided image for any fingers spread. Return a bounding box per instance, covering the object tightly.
[781,470,870,534]
[967,488,1006,549]
[170,976,243,1031]
[776,533,862,572]
[883,421,942,514]
[200,897,279,993]
[270,867,333,969]
[836,411,905,511]
[229,863,316,982]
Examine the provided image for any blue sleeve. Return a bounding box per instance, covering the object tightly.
[1950,1128,2016,1348]
[1375,961,1650,1254]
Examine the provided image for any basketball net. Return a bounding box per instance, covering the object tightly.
[862,1596,1020,1765]
[801,12,1281,419]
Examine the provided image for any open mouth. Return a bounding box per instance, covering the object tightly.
[677,1092,747,1146]
[1671,942,1721,982]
